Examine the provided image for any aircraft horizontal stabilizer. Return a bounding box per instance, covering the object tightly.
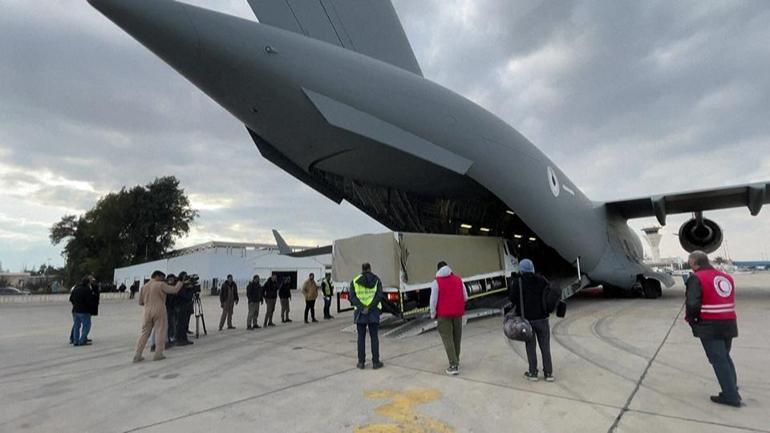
[605,181,769,225]
[303,89,474,175]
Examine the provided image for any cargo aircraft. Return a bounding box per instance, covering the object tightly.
[89,0,769,298]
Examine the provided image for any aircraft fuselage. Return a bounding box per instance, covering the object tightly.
[89,0,657,289]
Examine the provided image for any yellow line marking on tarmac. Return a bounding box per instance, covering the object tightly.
[355,389,454,433]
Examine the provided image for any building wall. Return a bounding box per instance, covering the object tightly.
[113,247,332,292]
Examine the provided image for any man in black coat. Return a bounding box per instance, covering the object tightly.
[174,271,195,346]
[509,259,554,382]
[278,276,293,323]
[218,274,239,330]
[246,275,263,329]
[262,273,279,327]
[69,276,95,346]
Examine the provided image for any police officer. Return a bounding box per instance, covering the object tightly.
[321,274,334,320]
[349,262,384,369]
[685,250,741,407]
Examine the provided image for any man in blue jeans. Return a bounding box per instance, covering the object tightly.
[70,276,95,346]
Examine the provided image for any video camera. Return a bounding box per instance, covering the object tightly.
[185,273,202,295]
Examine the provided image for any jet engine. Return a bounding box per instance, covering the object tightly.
[678,213,722,254]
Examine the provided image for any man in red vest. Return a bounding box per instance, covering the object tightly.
[685,250,741,407]
[430,261,468,375]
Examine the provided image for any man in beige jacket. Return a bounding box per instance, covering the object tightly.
[134,270,183,362]
[302,273,319,324]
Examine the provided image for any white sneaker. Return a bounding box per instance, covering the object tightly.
[524,371,539,381]
[544,374,555,382]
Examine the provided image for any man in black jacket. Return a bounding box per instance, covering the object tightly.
[509,259,554,382]
[219,274,239,330]
[174,272,194,346]
[69,276,95,346]
[279,276,293,323]
[246,275,263,329]
[262,273,279,327]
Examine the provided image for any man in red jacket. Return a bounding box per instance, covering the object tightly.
[430,261,468,375]
[686,250,742,407]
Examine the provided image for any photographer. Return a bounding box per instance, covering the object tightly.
[174,271,195,346]
[165,277,179,346]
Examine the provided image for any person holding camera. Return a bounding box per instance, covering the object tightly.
[174,271,194,346]
[246,275,263,329]
[219,274,239,330]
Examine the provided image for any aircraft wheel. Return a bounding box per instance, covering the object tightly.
[642,279,661,299]
[603,285,620,298]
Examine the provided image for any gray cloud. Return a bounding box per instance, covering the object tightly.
[0,0,768,271]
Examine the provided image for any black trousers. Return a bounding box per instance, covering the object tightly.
[525,318,552,375]
[700,337,740,401]
[175,304,192,342]
[323,296,332,318]
[357,322,380,363]
[166,306,177,342]
[304,299,316,322]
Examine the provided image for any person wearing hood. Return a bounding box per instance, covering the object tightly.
[430,261,468,375]
[349,262,385,370]
[509,258,554,382]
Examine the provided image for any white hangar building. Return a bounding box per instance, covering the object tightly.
[113,241,331,293]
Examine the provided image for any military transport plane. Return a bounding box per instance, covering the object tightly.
[89,0,769,297]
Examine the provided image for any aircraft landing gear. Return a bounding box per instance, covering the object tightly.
[642,278,662,299]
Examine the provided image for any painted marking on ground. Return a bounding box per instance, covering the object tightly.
[355,389,454,433]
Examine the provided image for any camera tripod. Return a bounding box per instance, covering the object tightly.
[193,293,207,338]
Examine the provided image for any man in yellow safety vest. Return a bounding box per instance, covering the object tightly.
[349,262,384,369]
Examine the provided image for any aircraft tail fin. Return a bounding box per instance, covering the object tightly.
[272,229,292,255]
[246,0,422,76]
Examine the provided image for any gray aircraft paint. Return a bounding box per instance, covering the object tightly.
[89,0,768,290]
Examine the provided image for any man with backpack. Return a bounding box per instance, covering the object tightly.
[509,259,555,382]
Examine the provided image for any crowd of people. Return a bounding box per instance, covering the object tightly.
[69,250,743,407]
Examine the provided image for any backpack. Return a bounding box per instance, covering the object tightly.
[542,284,562,314]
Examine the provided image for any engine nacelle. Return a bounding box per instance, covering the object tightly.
[678,217,723,254]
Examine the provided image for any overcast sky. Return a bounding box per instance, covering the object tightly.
[1,0,769,272]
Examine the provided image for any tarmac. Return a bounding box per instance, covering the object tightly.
[1,274,768,433]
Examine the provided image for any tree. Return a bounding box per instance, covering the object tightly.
[50,176,198,285]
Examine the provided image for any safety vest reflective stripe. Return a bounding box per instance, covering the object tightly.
[702,305,734,310]
[353,275,381,310]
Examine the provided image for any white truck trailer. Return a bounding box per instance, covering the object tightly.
[332,232,518,318]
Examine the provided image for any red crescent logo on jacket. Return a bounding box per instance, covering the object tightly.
[713,276,733,298]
